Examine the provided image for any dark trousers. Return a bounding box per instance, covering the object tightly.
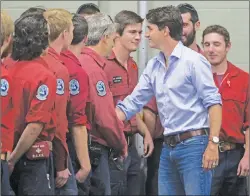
[55,157,78,195]
[145,137,163,195]
[109,137,141,195]
[1,160,14,195]
[10,153,55,196]
[211,146,248,196]
[67,137,91,196]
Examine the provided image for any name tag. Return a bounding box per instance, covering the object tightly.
[113,76,122,84]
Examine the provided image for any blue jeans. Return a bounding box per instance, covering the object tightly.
[158,135,212,195]
[55,157,78,195]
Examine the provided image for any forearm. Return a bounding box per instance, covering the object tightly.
[71,125,91,172]
[142,109,156,138]
[10,123,43,163]
[208,104,222,138]
[244,128,249,155]
[136,113,150,137]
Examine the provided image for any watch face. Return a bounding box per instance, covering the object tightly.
[213,136,219,143]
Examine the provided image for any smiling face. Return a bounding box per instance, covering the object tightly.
[202,32,231,66]
[145,22,166,50]
[117,23,142,52]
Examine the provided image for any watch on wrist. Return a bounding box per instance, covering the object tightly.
[209,136,220,144]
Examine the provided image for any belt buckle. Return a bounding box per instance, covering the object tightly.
[219,142,225,152]
[169,137,177,147]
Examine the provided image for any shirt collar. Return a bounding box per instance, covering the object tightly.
[81,47,106,68]
[156,41,183,65]
[48,47,65,64]
[226,61,240,77]
[61,50,81,67]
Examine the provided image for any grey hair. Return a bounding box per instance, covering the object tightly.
[86,13,117,46]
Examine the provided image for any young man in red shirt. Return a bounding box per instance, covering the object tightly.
[43,8,77,195]
[60,14,91,195]
[104,10,154,195]
[1,10,15,196]
[202,25,249,196]
[7,12,57,195]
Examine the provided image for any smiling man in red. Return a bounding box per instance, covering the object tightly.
[104,10,154,195]
[202,25,249,196]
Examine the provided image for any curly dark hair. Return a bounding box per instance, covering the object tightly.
[11,12,49,61]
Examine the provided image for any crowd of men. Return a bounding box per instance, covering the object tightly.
[1,2,249,196]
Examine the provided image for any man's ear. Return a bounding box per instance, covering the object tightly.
[195,20,200,31]
[163,26,170,37]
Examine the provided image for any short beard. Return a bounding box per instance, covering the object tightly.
[183,27,196,47]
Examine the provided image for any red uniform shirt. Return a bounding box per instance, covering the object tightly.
[8,57,57,146]
[104,51,138,134]
[213,62,249,144]
[42,47,70,171]
[1,65,15,152]
[60,50,88,128]
[79,47,127,154]
[2,55,17,69]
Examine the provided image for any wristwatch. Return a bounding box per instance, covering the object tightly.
[209,136,220,144]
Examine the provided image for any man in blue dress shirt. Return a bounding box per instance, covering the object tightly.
[115,6,222,196]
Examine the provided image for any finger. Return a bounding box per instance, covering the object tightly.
[207,160,214,170]
[55,178,64,188]
[243,169,249,177]
[57,178,67,188]
[145,143,154,158]
[144,142,148,154]
[237,164,242,176]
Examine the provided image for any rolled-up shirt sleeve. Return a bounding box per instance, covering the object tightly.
[117,60,155,120]
[191,54,222,109]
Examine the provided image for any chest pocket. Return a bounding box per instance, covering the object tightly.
[222,90,246,103]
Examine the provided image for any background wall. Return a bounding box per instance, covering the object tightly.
[2,1,249,72]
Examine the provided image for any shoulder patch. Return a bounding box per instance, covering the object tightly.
[56,78,64,95]
[69,79,80,95]
[96,80,106,96]
[1,79,9,97]
[36,84,49,101]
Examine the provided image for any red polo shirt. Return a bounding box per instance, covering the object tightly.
[60,50,88,128]
[42,47,70,171]
[104,51,138,134]
[1,65,15,152]
[8,57,57,146]
[79,47,127,155]
[213,62,249,144]
[2,55,17,70]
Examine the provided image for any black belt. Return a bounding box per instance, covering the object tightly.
[218,141,243,152]
[164,128,209,147]
[90,141,111,152]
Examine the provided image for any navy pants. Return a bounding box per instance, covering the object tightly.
[211,146,248,196]
[10,153,55,196]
